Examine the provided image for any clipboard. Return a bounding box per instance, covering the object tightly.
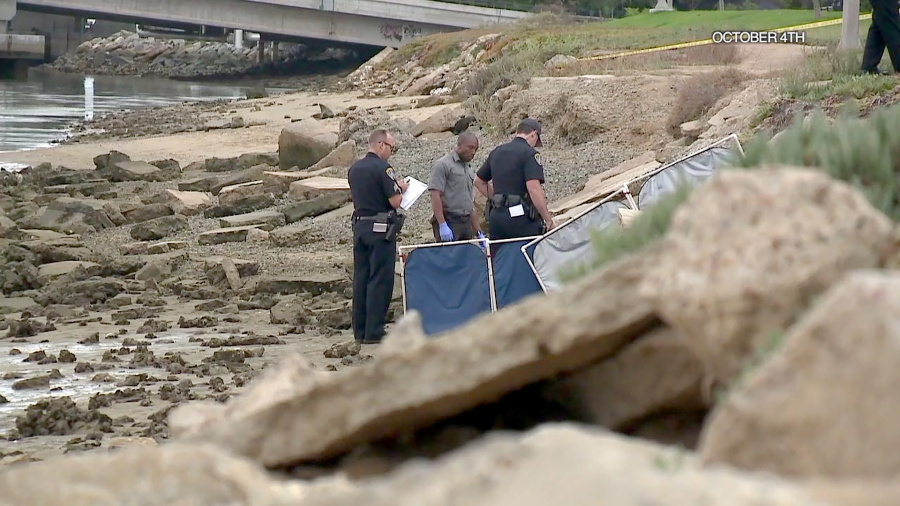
[400,177,428,210]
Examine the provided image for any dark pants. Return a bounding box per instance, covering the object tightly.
[488,207,544,241]
[430,213,475,242]
[862,0,900,72]
[352,220,396,343]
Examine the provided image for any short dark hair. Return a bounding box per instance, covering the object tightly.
[516,118,541,135]
[368,129,389,145]
[457,132,478,145]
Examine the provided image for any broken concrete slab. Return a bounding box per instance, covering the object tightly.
[197,225,264,245]
[22,197,116,235]
[43,180,112,197]
[252,273,351,297]
[120,242,149,256]
[0,296,38,314]
[261,168,332,196]
[218,181,266,206]
[123,203,174,224]
[289,177,350,200]
[147,241,187,255]
[219,210,286,231]
[210,165,270,196]
[283,192,351,224]
[104,160,173,182]
[129,215,189,241]
[178,175,222,193]
[269,225,320,247]
[169,245,661,466]
[220,258,243,290]
[202,257,260,282]
[37,261,102,283]
[163,190,212,216]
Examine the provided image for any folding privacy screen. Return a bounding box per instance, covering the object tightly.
[521,134,744,293]
[400,237,543,336]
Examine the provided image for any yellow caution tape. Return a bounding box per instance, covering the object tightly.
[577,13,873,61]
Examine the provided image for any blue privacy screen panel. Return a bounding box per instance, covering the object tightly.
[404,243,492,336]
[491,240,543,309]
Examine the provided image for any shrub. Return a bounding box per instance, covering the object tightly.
[737,103,900,219]
[666,68,749,135]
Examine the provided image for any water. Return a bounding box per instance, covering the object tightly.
[0,68,259,155]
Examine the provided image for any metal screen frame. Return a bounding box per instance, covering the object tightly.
[399,235,541,319]
[521,134,745,293]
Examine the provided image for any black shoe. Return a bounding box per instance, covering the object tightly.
[862,68,889,75]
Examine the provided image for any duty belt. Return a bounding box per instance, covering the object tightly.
[352,212,389,223]
[491,194,526,207]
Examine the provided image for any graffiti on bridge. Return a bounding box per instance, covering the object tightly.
[380,23,424,42]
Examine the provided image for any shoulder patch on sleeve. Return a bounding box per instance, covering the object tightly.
[385,166,396,179]
[533,152,544,166]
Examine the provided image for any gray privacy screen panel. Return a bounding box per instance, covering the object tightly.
[531,199,627,292]
[637,143,738,208]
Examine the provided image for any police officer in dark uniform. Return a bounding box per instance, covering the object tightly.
[348,129,409,344]
[474,118,555,240]
[861,0,900,74]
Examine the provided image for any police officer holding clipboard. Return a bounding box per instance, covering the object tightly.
[475,118,555,240]
[348,129,409,345]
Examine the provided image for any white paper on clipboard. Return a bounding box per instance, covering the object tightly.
[400,177,428,210]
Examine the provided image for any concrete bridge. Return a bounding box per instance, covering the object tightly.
[7,0,532,48]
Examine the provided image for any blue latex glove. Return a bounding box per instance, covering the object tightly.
[439,222,455,241]
[476,231,487,251]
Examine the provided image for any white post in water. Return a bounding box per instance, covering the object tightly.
[234,29,243,49]
[84,76,95,121]
[839,0,861,51]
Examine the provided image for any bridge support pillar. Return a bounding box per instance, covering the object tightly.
[0,0,15,33]
[272,42,279,61]
[235,29,244,49]
[258,39,266,64]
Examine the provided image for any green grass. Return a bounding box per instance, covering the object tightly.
[776,42,899,100]
[738,103,900,219]
[388,9,856,69]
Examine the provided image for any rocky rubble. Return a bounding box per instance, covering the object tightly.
[42,30,359,80]
[338,34,508,98]
[3,165,899,504]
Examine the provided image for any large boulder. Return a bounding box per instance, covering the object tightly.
[296,423,826,506]
[640,166,897,394]
[0,442,305,505]
[699,270,900,480]
[540,325,704,431]
[168,244,662,467]
[278,120,338,171]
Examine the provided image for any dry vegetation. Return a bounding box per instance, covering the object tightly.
[666,67,750,135]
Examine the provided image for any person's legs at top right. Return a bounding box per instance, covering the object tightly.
[869,0,900,72]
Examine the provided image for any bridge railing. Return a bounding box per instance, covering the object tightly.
[430,0,604,17]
